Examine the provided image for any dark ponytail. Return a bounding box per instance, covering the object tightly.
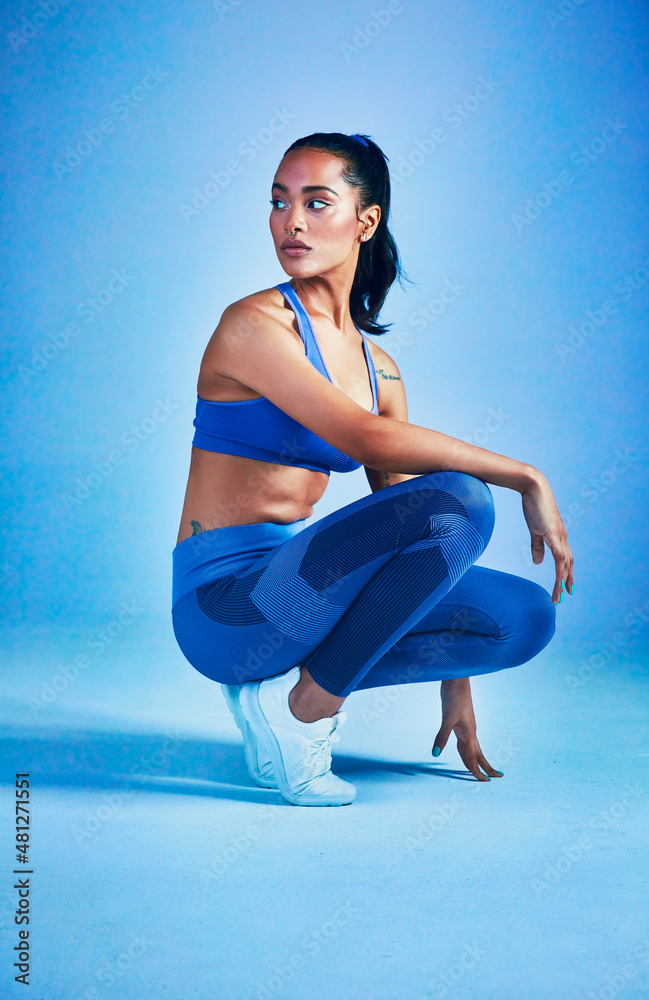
[282,131,413,335]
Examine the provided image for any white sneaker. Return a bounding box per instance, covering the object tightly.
[239,665,356,807]
[220,684,277,788]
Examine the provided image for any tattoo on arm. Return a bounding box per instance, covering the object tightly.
[377,368,400,381]
[190,520,206,535]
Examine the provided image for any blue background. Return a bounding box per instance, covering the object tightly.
[1,2,648,998]
[2,0,647,654]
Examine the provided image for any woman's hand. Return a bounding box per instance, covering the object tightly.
[521,471,574,606]
[432,677,503,782]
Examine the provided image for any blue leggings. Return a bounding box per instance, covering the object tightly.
[171,472,556,698]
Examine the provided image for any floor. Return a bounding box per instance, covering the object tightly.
[1,616,647,1000]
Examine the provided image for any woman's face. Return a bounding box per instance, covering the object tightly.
[269,147,379,277]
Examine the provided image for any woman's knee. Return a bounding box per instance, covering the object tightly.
[417,470,495,549]
[530,582,557,651]
[510,580,557,663]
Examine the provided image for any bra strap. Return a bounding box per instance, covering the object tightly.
[275,282,308,348]
[359,332,377,413]
[275,282,325,374]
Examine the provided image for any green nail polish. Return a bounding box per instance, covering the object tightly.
[570,583,574,595]
[561,578,564,587]
[559,592,564,603]
[494,770,504,775]
[432,745,441,757]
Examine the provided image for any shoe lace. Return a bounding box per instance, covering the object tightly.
[307,711,347,778]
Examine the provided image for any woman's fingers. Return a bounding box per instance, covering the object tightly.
[431,723,452,757]
[458,745,491,781]
[551,538,575,605]
[432,725,504,782]
[563,541,575,599]
[476,750,504,778]
[456,735,491,781]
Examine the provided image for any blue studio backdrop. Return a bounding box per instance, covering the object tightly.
[2,2,647,670]
[0,2,648,997]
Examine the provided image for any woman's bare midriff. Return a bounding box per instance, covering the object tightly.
[175,447,328,546]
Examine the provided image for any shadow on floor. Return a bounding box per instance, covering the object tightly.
[0,721,478,803]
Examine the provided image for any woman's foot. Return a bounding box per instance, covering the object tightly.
[288,664,346,722]
[239,666,356,807]
[221,684,277,788]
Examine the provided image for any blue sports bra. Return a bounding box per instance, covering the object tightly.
[191,281,379,475]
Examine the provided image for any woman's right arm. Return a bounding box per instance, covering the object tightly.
[363,416,538,492]
[210,300,538,492]
[211,300,573,602]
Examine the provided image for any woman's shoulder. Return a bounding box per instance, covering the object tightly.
[221,284,289,325]
[362,337,407,420]
[205,284,299,364]
[199,285,298,394]
[363,335,402,379]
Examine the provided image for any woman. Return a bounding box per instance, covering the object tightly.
[172,131,573,808]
